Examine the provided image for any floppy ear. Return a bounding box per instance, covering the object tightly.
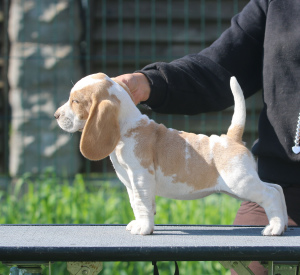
[80,95,120,161]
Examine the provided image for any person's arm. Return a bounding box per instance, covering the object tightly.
[135,0,268,115]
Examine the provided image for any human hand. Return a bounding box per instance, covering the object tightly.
[114,73,150,105]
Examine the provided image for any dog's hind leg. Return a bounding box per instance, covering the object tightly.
[263,182,288,231]
[226,177,286,235]
[258,183,287,236]
[218,157,287,236]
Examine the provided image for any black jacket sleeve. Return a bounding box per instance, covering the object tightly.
[139,0,268,115]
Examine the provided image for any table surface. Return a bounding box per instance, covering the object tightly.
[0,224,299,262]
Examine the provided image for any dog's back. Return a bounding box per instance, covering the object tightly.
[122,77,248,200]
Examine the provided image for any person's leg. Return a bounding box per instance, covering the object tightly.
[231,201,269,275]
[231,186,300,275]
[282,186,300,225]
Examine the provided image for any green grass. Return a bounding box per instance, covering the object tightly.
[0,169,241,274]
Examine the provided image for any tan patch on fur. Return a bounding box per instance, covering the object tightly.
[80,92,121,161]
[213,134,251,172]
[91,73,107,80]
[70,77,120,161]
[70,79,113,120]
[227,125,244,143]
[126,120,219,190]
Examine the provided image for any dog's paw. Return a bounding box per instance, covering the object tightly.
[262,220,285,236]
[126,219,154,235]
[126,220,137,231]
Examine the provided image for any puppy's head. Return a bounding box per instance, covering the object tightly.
[54,73,122,161]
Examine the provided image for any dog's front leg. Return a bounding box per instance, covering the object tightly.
[126,172,155,235]
[125,186,138,218]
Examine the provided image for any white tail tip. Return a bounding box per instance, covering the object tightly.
[230,76,238,90]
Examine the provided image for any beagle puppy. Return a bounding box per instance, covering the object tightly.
[55,73,288,236]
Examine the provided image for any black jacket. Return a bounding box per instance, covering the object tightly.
[140,0,300,185]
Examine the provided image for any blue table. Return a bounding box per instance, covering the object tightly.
[0,224,299,274]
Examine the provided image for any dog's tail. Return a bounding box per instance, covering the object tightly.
[226,77,246,142]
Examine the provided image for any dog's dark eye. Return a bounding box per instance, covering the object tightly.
[72,100,79,104]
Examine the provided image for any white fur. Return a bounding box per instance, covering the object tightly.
[229,76,246,129]
[55,74,288,236]
[55,100,86,133]
[71,74,108,92]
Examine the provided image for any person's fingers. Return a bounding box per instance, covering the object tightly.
[115,73,150,105]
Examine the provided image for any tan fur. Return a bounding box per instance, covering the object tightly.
[227,125,244,143]
[126,120,219,190]
[76,79,121,161]
[91,73,107,80]
[70,88,94,120]
[70,76,114,119]
[213,135,251,172]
